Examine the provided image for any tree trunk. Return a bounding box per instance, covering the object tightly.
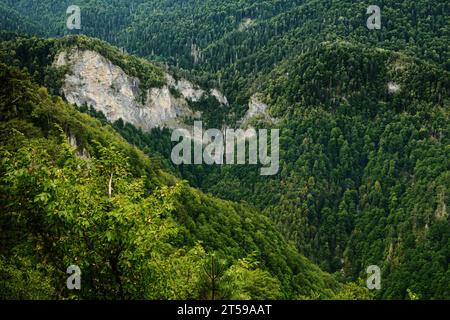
[108,173,113,198]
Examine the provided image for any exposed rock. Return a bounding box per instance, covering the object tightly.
[245,95,273,120]
[54,48,228,131]
[172,77,205,102]
[246,95,269,119]
[68,131,90,159]
[435,191,448,220]
[191,43,203,65]
[239,94,278,127]
[238,18,255,32]
[388,82,401,93]
[55,49,193,131]
[210,89,229,106]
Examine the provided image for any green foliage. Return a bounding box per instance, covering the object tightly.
[331,280,374,300]
[1,0,448,300]
[70,42,449,300]
[189,43,450,300]
[0,33,165,94]
[3,0,448,119]
[407,289,420,300]
[0,255,56,300]
[0,4,42,36]
[221,255,283,300]
[0,62,340,299]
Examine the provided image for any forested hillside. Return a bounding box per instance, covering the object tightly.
[0,0,448,300]
[0,61,354,299]
[73,40,450,299]
[199,42,450,299]
[2,0,448,116]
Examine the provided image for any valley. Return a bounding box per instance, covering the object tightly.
[0,0,448,300]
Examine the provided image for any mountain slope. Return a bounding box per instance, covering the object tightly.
[0,33,229,129]
[197,42,450,299]
[0,59,349,299]
[0,0,448,301]
[2,0,448,114]
[0,3,43,36]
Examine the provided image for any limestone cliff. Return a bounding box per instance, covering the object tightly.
[54,48,228,131]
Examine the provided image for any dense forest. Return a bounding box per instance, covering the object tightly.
[0,0,448,300]
[1,60,363,299]
[1,0,448,116]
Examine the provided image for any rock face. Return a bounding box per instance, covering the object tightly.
[54,48,227,131]
[246,95,269,119]
[166,75,205,102]
[240,94,278,127]
[388,81,401,94]
[238,18,255,32]
[242,94,273,121]
[210,89,229,106]
[68,131,90,159]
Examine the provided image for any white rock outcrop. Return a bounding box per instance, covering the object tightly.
[238,18,255,32]
[167,75,205,102]
[54,48,228,131]
[242,94,273,121]
[388,82,401,94]
[210,89,229,106]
